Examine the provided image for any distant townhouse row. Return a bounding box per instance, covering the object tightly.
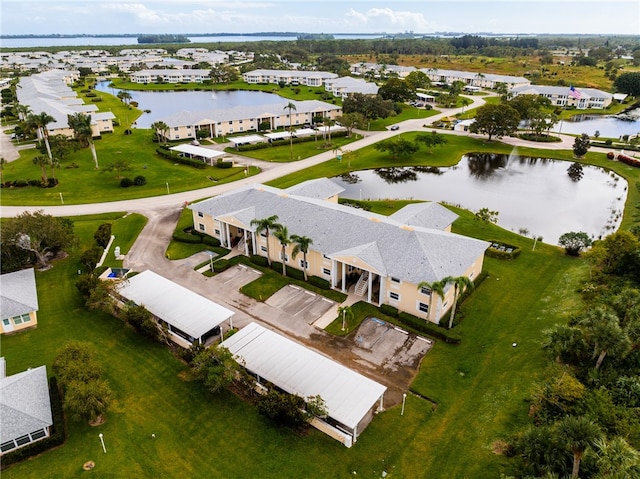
[242,69,338,87]
[130,69,212,84]
[189,179,489,324]
[16,70,115,139]
[510,84,613,109]
[350,62,531,89]
[156,99,341,141]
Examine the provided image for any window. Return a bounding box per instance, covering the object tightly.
[214,229,220,235]
[281,253,289,262]
[30,429,47,440]
[391,277,401,284]
[0,441,16,452]
[174,127,178,131]
[15,435,31,446]
[2,319,9,326]
[299,259,309,269]
[197,211,204,217]
[198,223,205,231]
[261,246,267,252]
[13,315,23,325]
[389,292,400,301]
[469,272,474,278]
[323,268,331,276]
[20,313,30,323]
[420,286,431,295]
[418,302,429,313]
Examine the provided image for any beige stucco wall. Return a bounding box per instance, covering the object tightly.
[0,311,38,335]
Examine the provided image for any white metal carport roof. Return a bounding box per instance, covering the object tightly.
[169,144,225,160]
[221,322,386,430]
[227,134,266,146]
[118,270,234,339]
[264,131,292,141]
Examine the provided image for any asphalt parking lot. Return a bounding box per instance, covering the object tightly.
[266,285,336,324]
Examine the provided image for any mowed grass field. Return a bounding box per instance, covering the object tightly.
[1,197,589,478]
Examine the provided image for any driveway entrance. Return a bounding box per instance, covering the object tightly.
[266,285,336,324]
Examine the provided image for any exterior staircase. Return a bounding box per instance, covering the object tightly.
[354,271,369,297]
[236,236,245,251]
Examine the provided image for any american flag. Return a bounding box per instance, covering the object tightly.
[569,85,582,99]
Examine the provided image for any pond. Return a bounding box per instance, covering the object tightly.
[551,110,640,138]
[332,152,627,245]
[95,81,282,128]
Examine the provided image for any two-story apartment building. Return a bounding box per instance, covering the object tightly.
[157,99,341,141]
[510,84,614,109]
[189,179,489,324]
[242,69,338,87]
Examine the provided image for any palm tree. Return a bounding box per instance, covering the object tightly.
[150,121,169,143]
[273,225,291,276]
[557,416,602,479]
[32,155,50,182]
[27,112,55,160]
[593,436,640,477]
[322,116,335,147]
[428,275,474,329]
[250,215,280,266]
[68,112,99,169]
[117,90,132,104]
[579,307,632,370]
[284,101,296,161]
[417,279,447,322]
[291,234,313,281]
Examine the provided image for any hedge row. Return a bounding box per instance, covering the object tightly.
[0,377,66,470]
[618,153,640,168]
[485,242,521,260]
[172,228,222,247]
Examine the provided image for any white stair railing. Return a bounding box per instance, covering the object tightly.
[354,271,369,296]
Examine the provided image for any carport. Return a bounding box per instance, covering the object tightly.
[117,270,234,347]
[222,322,387,447]
[169,144,225,165]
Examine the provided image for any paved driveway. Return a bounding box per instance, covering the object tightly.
[215,264,262,289]
[266,285,336,324]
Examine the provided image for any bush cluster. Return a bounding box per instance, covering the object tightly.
[486,242,521,260]
[172,227,222,247]
[2,178,58,189]
[120,175,146,188]
[617,153,640,167]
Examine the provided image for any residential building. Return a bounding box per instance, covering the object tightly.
[419,68,531,89]
[157,99,341,141]
[189,180,489,324]
[129,69,211,84]
[510,84,614,109]
[16,70,114,139]
[324,77,379,98]
[0,268,39,335]
[242,69,338,87]
[350,62,416,79]
[0,359,53,455]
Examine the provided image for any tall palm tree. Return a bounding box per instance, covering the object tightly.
[27,112,55,160]
[250,215,280,266]
[322,116,335,147]
[593,436,640,476]
[117,90,132,104]
[291,234,313,281]
[150,121,169,143]
[273,225,291,277]
[68,112,99,169]
[445,275,474,330]
[284,102,296,161]
[32,155,50,182]
[557,416,602,479]
[337,305,354,331]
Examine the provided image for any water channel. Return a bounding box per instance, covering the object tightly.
[332,152,627,245]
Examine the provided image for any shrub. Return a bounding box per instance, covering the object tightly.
[202,235,221,247]
[172,229,203,244]
[28,179,41,187]
[133,175,147,186]
[607,151,615,159]
[216,159,233,169]
[80,246,103,270]
[155,148,206,169]
[94,223,112,247]
[45,178,59,188]
[14,179,28,187]
[308,276,330,290]
[257,390,310,431]
[380,304,399,317]
[486,242,521,260]
[85,92,97,97]
[397,311,462,344]
[249,255,269,267]
[120,177,133,188]
[237,142,269,151]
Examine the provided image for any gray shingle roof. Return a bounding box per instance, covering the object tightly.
[190,184,489,284]
[0,365,53,443]
[510,84,613,99]
[389,202,458,230]
[285,178,345,200]
[0,268,39,320]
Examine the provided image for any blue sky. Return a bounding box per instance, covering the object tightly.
[2,1,639,36]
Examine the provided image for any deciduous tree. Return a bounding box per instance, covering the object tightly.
[469,103,520,141]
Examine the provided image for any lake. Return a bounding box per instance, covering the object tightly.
[551,112,640,138]
[332,152,627,245]
[95,81,281,128]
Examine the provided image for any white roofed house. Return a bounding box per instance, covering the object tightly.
[117,270,235,347]
[189,179,489,325]
[324,77,379,99]
[0,268,40,335]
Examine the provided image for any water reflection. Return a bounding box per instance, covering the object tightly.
[333,153,627,244]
